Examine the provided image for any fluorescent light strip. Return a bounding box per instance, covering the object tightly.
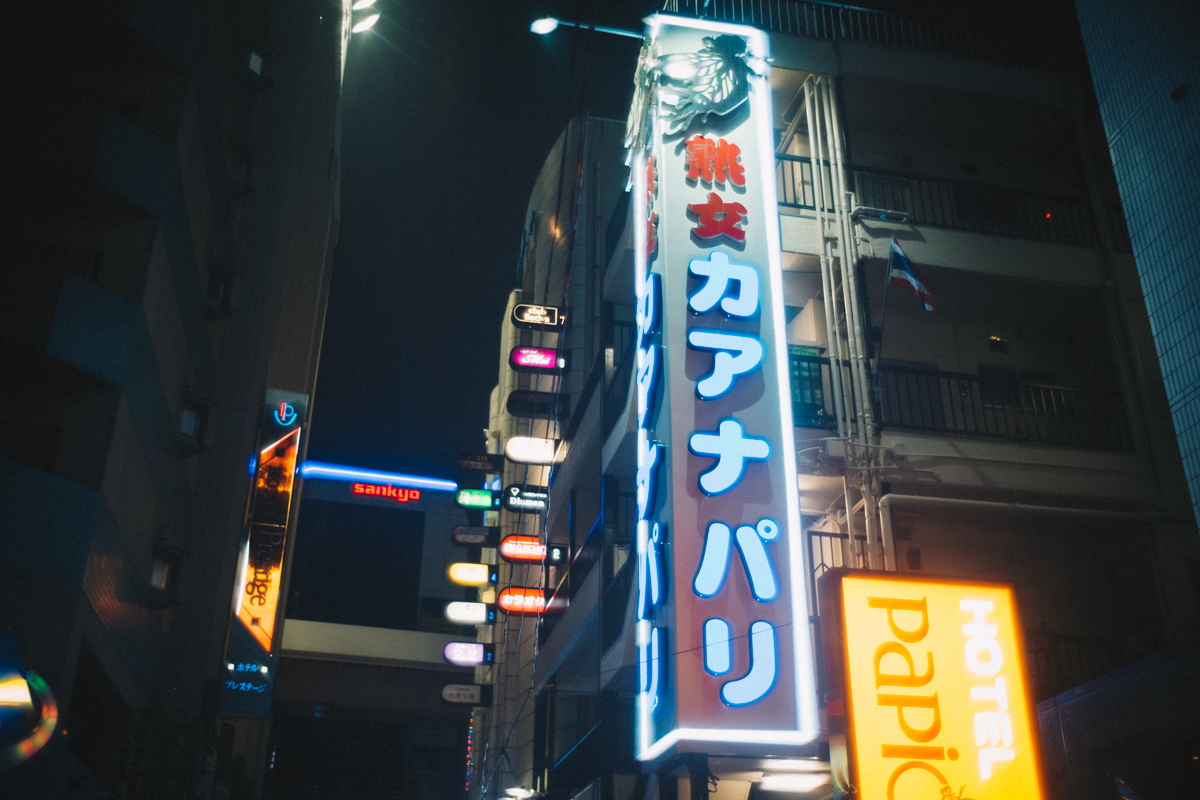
[298,461,458,492]
[639,727,822,763]
[747,29,821,739]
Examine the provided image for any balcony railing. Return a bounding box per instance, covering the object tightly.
[776,156,1131,252]
[853,167,1099,247]
[663,0,981,61]
[789,353,1132,450]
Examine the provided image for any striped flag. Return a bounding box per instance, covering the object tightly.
[888,236,936,310]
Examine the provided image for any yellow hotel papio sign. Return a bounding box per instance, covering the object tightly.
[820,571,1044,800]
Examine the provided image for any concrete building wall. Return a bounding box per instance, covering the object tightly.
[1074,0,1200,529]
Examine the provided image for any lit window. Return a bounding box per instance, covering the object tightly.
[178,393,212,452]
[150,556,171,591]
[180,407,200,439]
[147,547,180,606]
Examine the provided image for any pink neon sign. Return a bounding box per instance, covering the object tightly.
[509,347,564,372]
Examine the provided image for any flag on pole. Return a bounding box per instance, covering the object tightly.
[887,236,936,310]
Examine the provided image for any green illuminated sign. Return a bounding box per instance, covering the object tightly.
[455,489,499,509]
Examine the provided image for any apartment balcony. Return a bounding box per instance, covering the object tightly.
[775,154,1131,252]
[790,351,1131,450]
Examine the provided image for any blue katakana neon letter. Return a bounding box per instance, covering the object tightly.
[638,522,666,620]
[721,621,777,706]
[637,272,661,347]
[704,618,732,674]
[636,431,660,519]
[688,252,759,318]
[693,519,780,601]
[640,625,664,712]
[688,419,770,495]
[687,330,764,399]
[636,345,659,427]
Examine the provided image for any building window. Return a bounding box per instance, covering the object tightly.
[147,546,181,607]
[205,266,237,318]
[178,392,213,453]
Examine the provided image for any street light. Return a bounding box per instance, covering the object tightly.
[351,12,379,33]
[351,0,376,8]
[529,17,642,39]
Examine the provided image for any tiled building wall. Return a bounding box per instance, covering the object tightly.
[1075,0,1200,523]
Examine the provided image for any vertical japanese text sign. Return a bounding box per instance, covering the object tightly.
[629,15,818,761]
[219,389,308,717]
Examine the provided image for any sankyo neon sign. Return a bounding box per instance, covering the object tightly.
[629,15,817,762]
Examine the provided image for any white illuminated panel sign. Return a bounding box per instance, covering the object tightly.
[629,15,817,761]
[443,642,495,667]
[504,436,558,464]
[444,601,496,625]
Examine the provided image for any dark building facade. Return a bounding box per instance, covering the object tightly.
[473,5,1200,800]
[1,0,345,794]
[1072,0,1200,526]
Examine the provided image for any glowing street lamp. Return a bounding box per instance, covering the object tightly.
[529,17,641,39]
[351,13,379,33]
[351,0,376,8]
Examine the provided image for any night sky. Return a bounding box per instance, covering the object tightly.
[305,0,1091,482]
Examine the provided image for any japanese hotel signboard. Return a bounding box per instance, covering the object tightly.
[821,572,1043,800]
[220,388,308,717]
[628,16,816,760]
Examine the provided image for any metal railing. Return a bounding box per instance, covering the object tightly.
[775,158,1124,251]
[776,154,833,212]
[1024,627,1124,702]
[853,166,1099,248]
[788,353,1131,450]
[876,364,1132,450]
[790,351,849,430]
[662,0,981,61]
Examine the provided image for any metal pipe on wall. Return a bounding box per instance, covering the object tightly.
[816,77,874,567]
[808,78,858,552]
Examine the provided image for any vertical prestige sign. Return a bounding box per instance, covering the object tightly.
[219,389,308,717]
[821,572,1044,800]
[630,16,817,760]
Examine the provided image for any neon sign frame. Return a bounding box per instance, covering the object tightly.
[630,14,817,762]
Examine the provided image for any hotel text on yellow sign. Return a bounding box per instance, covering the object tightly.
[837,575,1042,800]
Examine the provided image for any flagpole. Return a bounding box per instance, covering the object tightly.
[876,237,894,366]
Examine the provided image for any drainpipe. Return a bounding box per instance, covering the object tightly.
[808,78,857,552]
[822,77,882,569]
[878,493,1158,574]
[805,78,846,442]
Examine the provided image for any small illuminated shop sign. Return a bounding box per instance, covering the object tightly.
[452,526,501,547]
[511,303,564,329]
[499,535,566,564]
[504,437,558,465]
[457,453,504,472]
[351,483,420,503]
[443,642,495,667]
[497,587,565,616]
[502,484,549,513]
[506,390,569,420]
[455,489,501,509]
[447,563,499,586]
[444,601,497,625]
[822,571,1043,800]
[509,346,566,373]
[442,683,494,705]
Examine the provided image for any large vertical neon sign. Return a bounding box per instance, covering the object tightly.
[220,389,308,717]
[630,15,818,761]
